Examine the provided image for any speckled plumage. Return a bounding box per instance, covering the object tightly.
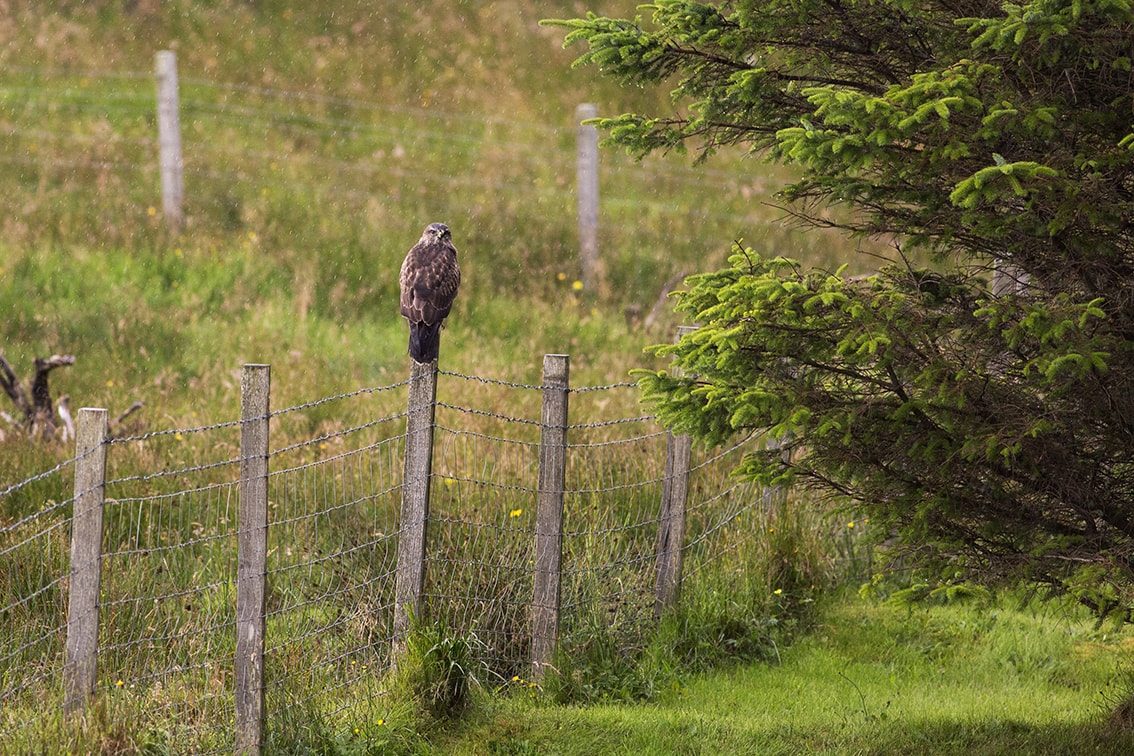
[399,222,461,363]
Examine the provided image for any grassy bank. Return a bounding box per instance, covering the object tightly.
[7,4,1118,755]
[436,591,1134,755]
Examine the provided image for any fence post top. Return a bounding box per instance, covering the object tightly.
[542,354,570,384]
[155,49,176,70]
[575,103,597,119]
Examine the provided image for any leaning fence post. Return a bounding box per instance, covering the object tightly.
[155,49,184,234]
[576,103,599,292]
[236,364,270,755]
[532,354,570,680]
[394,359,439,647]
[655,327,697,617]
[63,408,108,716]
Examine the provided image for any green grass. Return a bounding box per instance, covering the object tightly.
[3,3,1131,753]
[437,591,1134,755]
[0,0,882,468]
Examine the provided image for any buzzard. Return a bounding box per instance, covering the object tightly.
[399,222,461,364]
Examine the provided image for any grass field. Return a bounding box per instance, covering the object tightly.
[0,1,881,447]
[3,3,1134,753]
[433,591,1134,755]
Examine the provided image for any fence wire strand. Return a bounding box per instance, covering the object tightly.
[0,367,778,751]
[1,64,785,751]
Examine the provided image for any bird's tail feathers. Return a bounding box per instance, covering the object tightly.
[408,321,443,364]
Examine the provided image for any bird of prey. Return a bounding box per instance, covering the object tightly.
[399,222,461,364]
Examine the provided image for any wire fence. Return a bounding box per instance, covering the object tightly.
[0,363,772,751]
[0,59,817,325]
[0,59,812,751]
[0,63,764,221]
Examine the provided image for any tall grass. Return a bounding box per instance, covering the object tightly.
[0,1,881,478]
[2,364,865,752]
[0,3,892,751]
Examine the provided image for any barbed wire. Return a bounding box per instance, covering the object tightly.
[109,418,243,445]
[0,514,69,560]
[570,381,640,392]
[0,456,76,520]
[1,67,766,238]
[270,379,413,417]
[567,415,656,431]
[565,429,668,448]
[0,64,808,750]
[266,532,399,575]
[98,578,236,613]
[104,525,234,558]
[434,401,542,427]
[433,424,540,448]
[103,456,242,488]
[269,417,407,461]
[1,68,760,183]
[0,574,69,625]
[438,369,548,391]
[428,473,539,497]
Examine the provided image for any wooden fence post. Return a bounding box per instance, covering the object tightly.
[155,50,184,234]
[531,354,570,679]
[63,408,108,716]
[394,359,439,647]
[654,327,697,617]
[236,364,270,755]
[576,103,599,292]
[992,258,1030,297]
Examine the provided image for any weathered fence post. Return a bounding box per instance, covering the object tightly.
[576,103,599,292]
[655,327,697,617]
[992,258,1030,297]
[394,359,439,647]
[236,364,270,755]
[532,354,570,680]
[63,408,108,716]
[155,50,184,234]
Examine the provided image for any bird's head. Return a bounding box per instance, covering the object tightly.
[423,222,451,241]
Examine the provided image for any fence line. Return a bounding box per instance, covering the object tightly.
[0,60,779,306]
[0,351,773,751]
[0,58,787,749]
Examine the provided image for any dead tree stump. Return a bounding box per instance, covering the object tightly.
[0,353,76,441]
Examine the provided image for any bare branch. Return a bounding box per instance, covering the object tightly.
[644,271,688,332]
[0,353,30,415]
[29,354,75,441]
[110,400,145,438]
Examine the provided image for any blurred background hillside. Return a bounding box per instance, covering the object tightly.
[0,1,869,432]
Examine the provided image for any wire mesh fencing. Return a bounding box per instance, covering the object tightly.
[0,358,775,750]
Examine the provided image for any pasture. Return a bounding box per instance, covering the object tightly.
[2,3,1131,753]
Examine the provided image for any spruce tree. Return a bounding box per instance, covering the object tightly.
[545,1,1134,624]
